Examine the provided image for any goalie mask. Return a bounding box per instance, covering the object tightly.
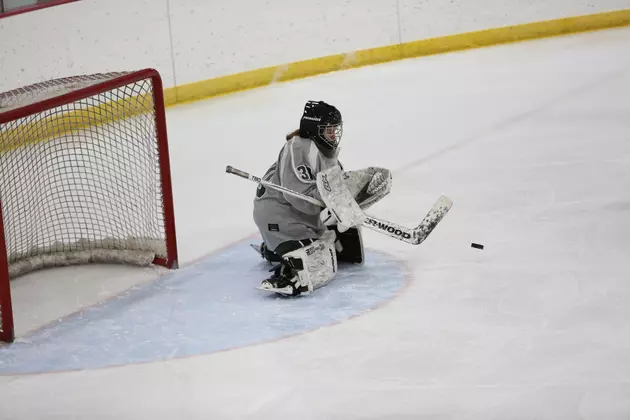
[299,100,343,158]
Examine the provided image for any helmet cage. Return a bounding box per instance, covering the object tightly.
[318,122,343,149]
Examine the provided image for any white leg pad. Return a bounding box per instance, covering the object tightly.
[283,229,338,293]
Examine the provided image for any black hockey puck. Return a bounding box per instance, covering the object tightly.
[471,243,484,250]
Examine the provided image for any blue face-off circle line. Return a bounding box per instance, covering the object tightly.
[0,237,407,375]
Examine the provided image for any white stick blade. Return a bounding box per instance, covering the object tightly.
[413,195,453,244]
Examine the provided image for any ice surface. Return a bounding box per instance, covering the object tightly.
[0,240,405,375]
[1,26,630,420]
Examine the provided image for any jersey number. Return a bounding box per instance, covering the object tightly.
[296,165,315,181]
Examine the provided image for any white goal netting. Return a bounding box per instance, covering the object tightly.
[0,71,174,279]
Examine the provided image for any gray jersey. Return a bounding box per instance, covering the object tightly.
[253,136,340,253]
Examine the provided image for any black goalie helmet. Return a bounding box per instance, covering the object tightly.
[299,100,343,157]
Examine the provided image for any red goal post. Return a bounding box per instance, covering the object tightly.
[0,69,179,343]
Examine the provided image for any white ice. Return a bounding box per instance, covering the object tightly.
[2,26,630,419]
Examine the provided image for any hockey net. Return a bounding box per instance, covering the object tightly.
[0,69,178,343]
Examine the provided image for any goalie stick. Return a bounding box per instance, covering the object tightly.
[226,165,452,245]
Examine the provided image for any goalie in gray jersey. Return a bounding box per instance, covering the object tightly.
[252,100,392,296]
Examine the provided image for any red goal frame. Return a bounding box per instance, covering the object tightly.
[0,0,80,19]
[0,69,178,343]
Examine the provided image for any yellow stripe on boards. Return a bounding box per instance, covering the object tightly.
[0,93,154,152]
[164,8,630,107]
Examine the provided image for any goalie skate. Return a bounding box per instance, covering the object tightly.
[256,280,307,296]
[256,261,310,297]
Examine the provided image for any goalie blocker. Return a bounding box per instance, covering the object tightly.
[319,165,390,265]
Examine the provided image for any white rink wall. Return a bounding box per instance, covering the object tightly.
[0,0,174,92]
[1,0,628,92]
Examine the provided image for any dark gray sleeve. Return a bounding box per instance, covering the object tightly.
[277,140,324,215]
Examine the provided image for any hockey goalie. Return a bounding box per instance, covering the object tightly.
[252,100,392,296]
